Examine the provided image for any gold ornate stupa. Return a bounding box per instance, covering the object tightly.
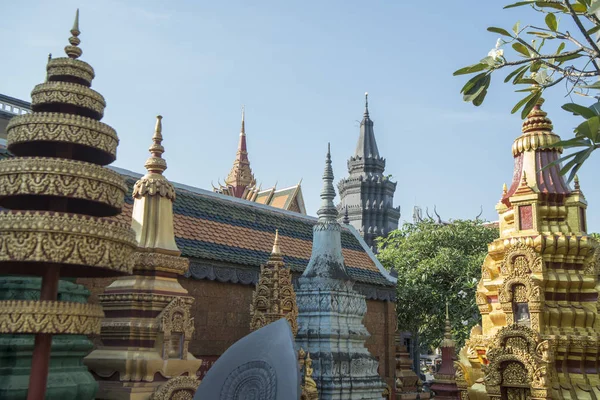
[0,11,136,400]
[455,99,600,399]
[249,229,299,336]
[84,116,202,399]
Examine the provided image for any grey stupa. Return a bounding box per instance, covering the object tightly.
[193,318,301,400]
[295,144,386,399]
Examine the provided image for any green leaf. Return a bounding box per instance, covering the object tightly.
[589,0,600,13]
[473,87,489,106]
[572,3,587,12]
[480,56,497,67]
[460,72,488,94]
[548,136,590,149]
[587,24,600,35]
[535,1,567,10]
[513,66,529,84]
[504,0,534,8]
[562,103,598,118]
[557,52,583,62]
[530,61,542,73]
[453,63,488,76]
[521,91,542,119]
[513,21,521,35]
[581,81,600,89]
[575,116,600,141]
[463,75,491,102]
[545,13,558,31]
[511,91,537,115]
[504,65,529,83]
[556,42,565,55]
[526,31,555,38]
[512,42,531,57]
[487,27,513,37]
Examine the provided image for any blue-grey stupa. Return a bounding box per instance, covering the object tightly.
[295,144,386,399]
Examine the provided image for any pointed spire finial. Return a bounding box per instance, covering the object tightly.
[241,105,245,135]
[268,229,284,263]
[317,143,338,223]
[441,300,455,347]
[343,205,350,224]
[446,301,449,320]
[65,9,83,59]
[364,92,369,117]
[503,183,507,195]
[144,115,167,174]
[574,174,580,190]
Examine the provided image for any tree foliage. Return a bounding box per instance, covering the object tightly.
[455,0,600,181]
[377,220,498,352]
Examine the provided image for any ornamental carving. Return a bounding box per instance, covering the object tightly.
[133,251,190,275]
[498,275,542,304]
[133,175,176,200]
[150,376,200,400]
[583,244,600,276]
[159,297,195,360]
[47,57,95,84]
[298,348,318,400]
[250,259,298,336]
[0,211,136,274]
[0,300,103,334]
[0,157,127,210]
[484,325,553,398]
[31,81,106,118]
[500,242,543,277]
[220,360,277,400]
[6,112,118,160]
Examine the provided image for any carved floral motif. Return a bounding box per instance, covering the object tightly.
[150,376,200,400]
[0,300,103,334]
[31,81,106,118]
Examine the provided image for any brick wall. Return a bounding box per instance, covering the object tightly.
[77,276,397,388]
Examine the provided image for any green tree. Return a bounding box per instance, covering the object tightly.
[455,0,600,180]
[377,219,498,352]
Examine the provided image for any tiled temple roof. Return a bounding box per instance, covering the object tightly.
[0,145,396,296]
[111,171,395,290]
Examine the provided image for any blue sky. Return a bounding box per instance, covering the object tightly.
[3,1,600,230]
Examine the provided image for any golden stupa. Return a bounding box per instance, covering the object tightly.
[0,10,136,400]
[455,99,600,399]
[84,116,201,399]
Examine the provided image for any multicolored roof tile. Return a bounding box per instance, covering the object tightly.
[111,167,395,290]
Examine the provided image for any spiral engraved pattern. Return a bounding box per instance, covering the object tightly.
[220,360,277,400]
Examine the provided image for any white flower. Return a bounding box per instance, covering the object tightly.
[458,290,467,299]
[462,320,469,326]
[488,38,504,60]
[472,278,478,284]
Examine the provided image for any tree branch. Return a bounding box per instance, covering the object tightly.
[563,0,600,71]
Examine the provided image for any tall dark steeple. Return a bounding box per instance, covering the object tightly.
[337,93,400,250]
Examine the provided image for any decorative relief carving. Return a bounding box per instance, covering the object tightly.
[6,112,118,160]
[220,360,277,400]
[150,376,200,400]
[0,157,127,209]
[0,300,103,334]
[0,211,136,274]
[133,175,176,200]
[31,81,106,118]
[501,242,542,277]
[502,362,528,385]
[159,297,195,360]
[133,251,189,275]
[47,57,95,84]
[498,276,542,304]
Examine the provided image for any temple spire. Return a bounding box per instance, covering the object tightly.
[354,93,381,161]
[65,9,82,59]
[317,143,338,223]
[241,105,245,135]
[144,115,167,175]
[269,229,283,263]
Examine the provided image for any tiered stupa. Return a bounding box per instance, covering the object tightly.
[0,11,136,400]
[295,144,386,399]
[455,99,600,399]
[337,93,400,250]
[84,116,201,399]
[430,303,458,399]
[249,229,299,335]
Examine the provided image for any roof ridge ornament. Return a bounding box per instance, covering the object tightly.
[364,92,369,117]
[144,115,167,175]
[65,9,82,59]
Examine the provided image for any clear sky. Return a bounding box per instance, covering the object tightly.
[2,1,600,230]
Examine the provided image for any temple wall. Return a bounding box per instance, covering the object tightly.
[78,277,397,386]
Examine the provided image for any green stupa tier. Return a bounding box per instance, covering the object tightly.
[0,278,98,400]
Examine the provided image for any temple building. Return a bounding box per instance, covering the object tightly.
[337,94,400,250]
[0,94,31,140]
[455,99,600,399]
[213,107,306,214]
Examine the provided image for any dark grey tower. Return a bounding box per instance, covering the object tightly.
[337,93,400,250]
